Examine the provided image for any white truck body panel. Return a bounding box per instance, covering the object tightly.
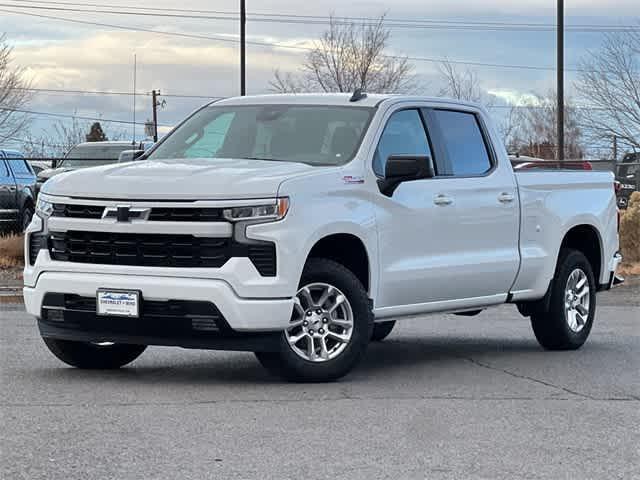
[25,94,620,334]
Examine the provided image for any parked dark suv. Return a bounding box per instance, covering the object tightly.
[0,149,37,233]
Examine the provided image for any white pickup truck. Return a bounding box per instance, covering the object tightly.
[25,93,621,382]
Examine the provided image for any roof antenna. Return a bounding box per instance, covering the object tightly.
[349,88,367,102]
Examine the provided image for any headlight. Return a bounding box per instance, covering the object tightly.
[223,197,289,222]
[36,198,54,218]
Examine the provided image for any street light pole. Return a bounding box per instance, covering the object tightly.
[557,0,564,162]
[240,0,246,96]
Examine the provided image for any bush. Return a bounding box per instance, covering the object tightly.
[0,234,24,268]
[620,192,640,263]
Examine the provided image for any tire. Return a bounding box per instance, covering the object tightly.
[255,258,373,382]
[531,249,597,350]
[21,206,34,232]
[42,337,146,369]
[371,321,395,342]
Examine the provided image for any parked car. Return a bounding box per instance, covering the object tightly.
[36,141,154,190]
[0,149,37,233]
[28,160,54,175]
[615,152,639,209]
[25,94,621,382]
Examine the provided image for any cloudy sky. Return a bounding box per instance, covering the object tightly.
[1,0,639,148]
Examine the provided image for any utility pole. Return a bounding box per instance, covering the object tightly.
[151,90,161,142]
[240,0,246,96]
[557,0,564,162]
[132,53,137,145]
[613,135,618,162]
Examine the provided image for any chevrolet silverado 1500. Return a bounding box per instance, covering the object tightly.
[24,93,621,382]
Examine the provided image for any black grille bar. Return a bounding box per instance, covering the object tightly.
[52,204,224,222]
[49,231,231,268]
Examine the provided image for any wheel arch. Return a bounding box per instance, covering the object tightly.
[558,223,603,285]
[304,232,372,295]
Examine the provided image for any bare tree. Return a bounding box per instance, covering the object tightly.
[270,15,414,94]
[437,60,483,103]
[576,30,640,149]
[23,118,126,157]
[508,91,584,160]
[0,33,32,143]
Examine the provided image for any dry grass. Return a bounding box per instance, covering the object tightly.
[0,234,24,268]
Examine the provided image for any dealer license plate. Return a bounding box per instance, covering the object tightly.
[97,290,140,318]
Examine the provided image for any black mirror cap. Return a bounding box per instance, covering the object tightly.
[378,155,435,197]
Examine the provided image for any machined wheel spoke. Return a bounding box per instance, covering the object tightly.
[307,336,316,360]
[576,276,587,290]
[293,297,305,316]
[288,332,307,346]
[299,287,314,309]
[329,295,346,313]
[319,337,330,360]
[316,286,334,309]
[330,318,352,328]
[288,319,305,329]
[327,331,350,344]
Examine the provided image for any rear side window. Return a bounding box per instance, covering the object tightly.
[7,159,32,177]
[430,110,492,176]
[373,109,432,177]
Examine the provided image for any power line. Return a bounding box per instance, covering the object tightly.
[0,107,172,126]
[0,8,600,73]
[14,86,222,99]
[6,0,639,31]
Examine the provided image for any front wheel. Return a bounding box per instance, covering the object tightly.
[531,249,596,350]
[42,337,146,369]
[255,258,373,382]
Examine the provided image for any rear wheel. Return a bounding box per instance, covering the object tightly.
[255,258,373,382]
[531,249,596,350]
[371,321,395,342]
[42,337,146,369]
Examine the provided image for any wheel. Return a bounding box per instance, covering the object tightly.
[255,258,373,382]
[371,321,395,342]
[42,337,146,369]
[21,206,34,232]
[531,249,596,350]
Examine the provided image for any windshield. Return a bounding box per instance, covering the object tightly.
[147,104,374,166]
[61,144,134,168]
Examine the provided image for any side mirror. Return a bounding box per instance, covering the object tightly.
[377,155,435,197]
[118,150,145,163]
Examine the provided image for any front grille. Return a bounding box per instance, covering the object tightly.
[29,233,47,265]
[148,208,223,222]
[52,204,224,222]
[52,204,104,219]
[49,231,231,268]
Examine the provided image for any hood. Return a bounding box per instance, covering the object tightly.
[41,158,319,200]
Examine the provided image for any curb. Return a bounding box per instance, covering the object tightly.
[0,286,23,304]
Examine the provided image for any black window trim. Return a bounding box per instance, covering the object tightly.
[0,158,9,177]
[371,107,438,178]
[423,107,498,180]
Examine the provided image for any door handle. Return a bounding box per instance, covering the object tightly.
[434,194,453,206]
[498,192,515,204]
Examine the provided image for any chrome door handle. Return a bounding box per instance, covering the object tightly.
[498,192,515,203]
[434,194,453,206]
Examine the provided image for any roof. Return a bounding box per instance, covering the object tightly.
[211,93,484,110]
[0,149,24,157]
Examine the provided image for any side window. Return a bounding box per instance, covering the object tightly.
[430,110,492,176]
[184,112,235,158]
[373,109,432,177]
[7,159,32,177]
[0,159,8,177]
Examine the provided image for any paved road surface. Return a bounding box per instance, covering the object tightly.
[2,282,639,480]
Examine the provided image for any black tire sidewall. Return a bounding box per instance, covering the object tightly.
[270,258,373,382]
[533,249,597,350]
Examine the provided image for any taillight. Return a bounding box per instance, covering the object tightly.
[581,161,593,171]
[614,181,622,193]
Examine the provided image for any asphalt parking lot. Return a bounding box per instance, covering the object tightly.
[1,281,639,480]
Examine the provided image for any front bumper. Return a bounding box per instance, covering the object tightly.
[25,271,294,335]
